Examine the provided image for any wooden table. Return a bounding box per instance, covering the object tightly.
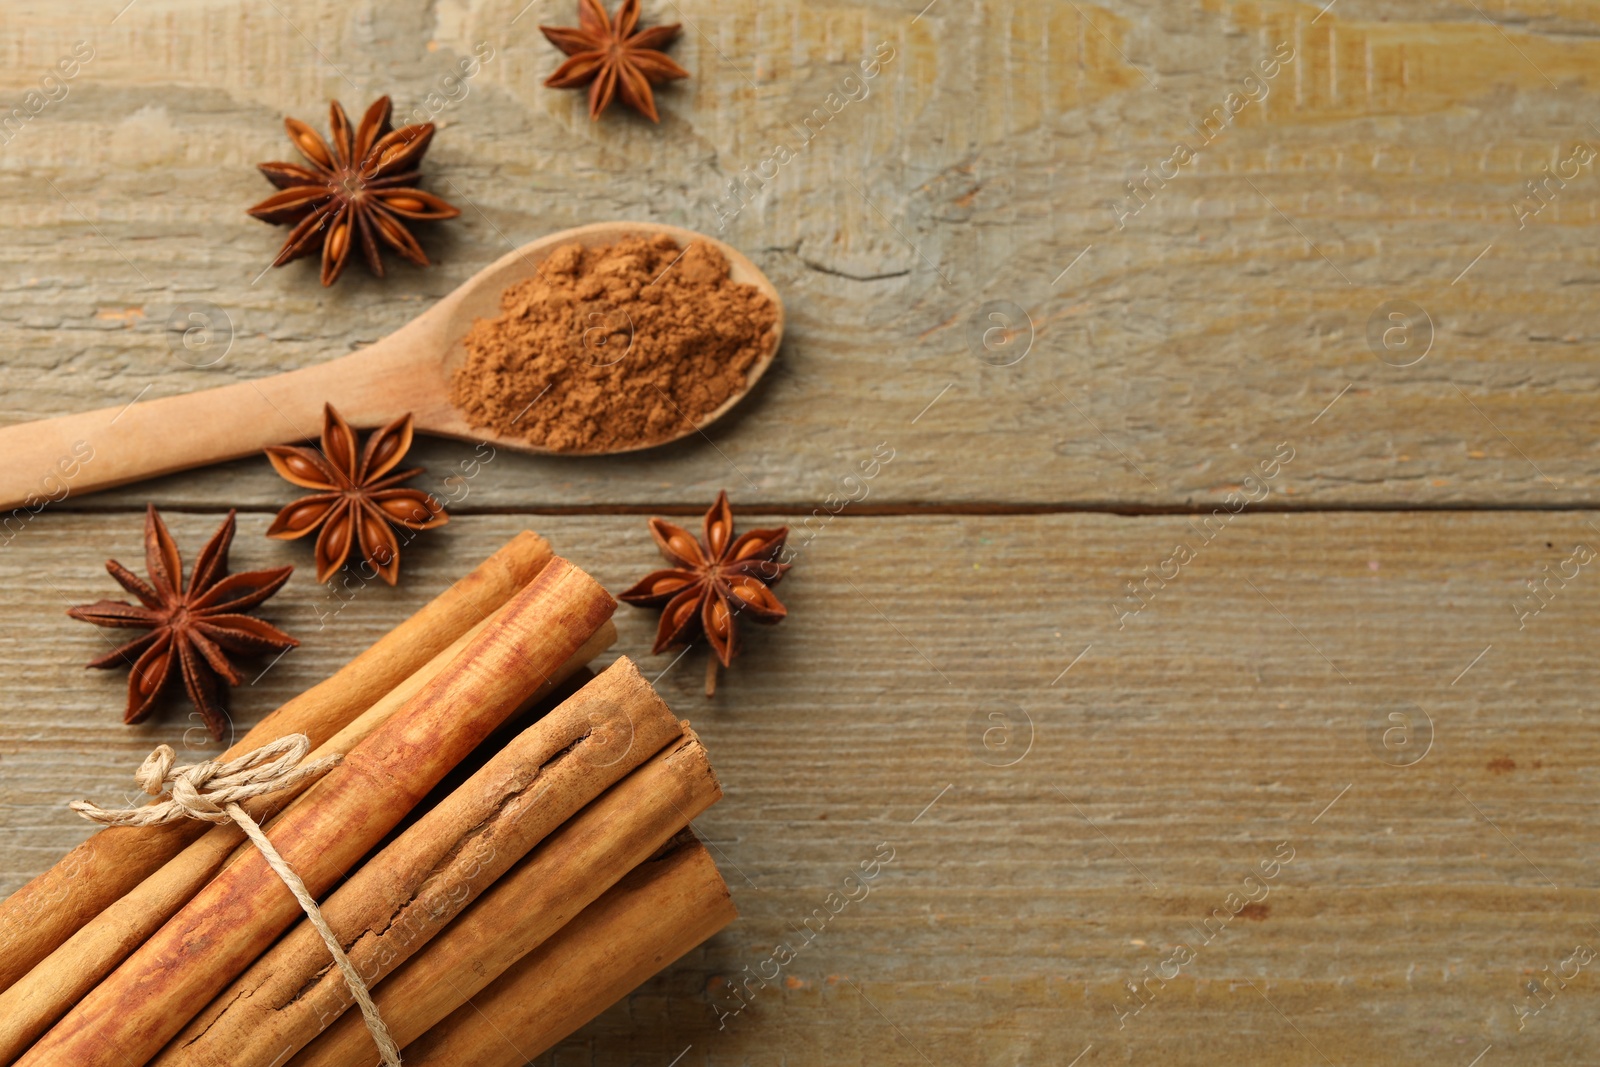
[2,1,1596,1063]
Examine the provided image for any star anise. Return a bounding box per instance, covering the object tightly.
[265,403,449,586]
[541,0,690,123]
[247,96,459,286]
[620,491,788,696]
[67,506,298,742]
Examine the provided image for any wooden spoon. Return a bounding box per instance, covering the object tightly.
[0,222,782,511]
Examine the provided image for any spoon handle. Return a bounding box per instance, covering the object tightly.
[0,345,415,513]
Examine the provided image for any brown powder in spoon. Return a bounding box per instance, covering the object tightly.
[448,234,779,453]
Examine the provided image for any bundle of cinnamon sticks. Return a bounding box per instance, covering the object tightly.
[0,533,736,1067]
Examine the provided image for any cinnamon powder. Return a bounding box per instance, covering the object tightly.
[448,234,778,453]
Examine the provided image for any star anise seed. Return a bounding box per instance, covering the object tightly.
[247,96,460,286]
[541,0,690,123]
[265,403,449,586]
[619,491,788,695]
[67,506,298,742]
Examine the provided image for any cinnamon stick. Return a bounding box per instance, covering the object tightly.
[0,614,615,1066]
[18,557,613,1067]
[407,834,735,1067]
[291,728,722,1067]
[161,657,683,1067]
[0,531,553,994]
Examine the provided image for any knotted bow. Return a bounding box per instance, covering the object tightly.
[73,735,403,1066]
[72,735,339,826]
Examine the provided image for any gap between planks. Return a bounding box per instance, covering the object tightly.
[40,501,1600,518]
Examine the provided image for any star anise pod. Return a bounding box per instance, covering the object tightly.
[67,506,298,742]
[265,403,449,586]
[247,96,460,286]
[620,491,788,696]
[541,0,690,123]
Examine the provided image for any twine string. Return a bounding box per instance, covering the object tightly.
[72,736,403,1066]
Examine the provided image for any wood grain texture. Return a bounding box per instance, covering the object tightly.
[3,512,1596,1064]
[0,0,1597,507]
[0,0,1596,1064]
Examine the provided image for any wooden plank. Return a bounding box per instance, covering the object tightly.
[0,1,1596,508]
[2,0,1597,1064]
[1,511,1594,1063]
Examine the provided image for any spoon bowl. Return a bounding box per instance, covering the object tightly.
[0,222,783,509]
[419,221,783,454]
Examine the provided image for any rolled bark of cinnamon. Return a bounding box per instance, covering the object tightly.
[406,834,735,1067]
[0,531,553,994]
[0,615,616,1067]
[160,656,683,1067]
[18,557,613,1067]
[291,728,722,1067]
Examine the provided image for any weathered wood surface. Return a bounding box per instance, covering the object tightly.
[1,0,1598,1064]
[3,512,1597,1064]
[1,0,1599,507]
